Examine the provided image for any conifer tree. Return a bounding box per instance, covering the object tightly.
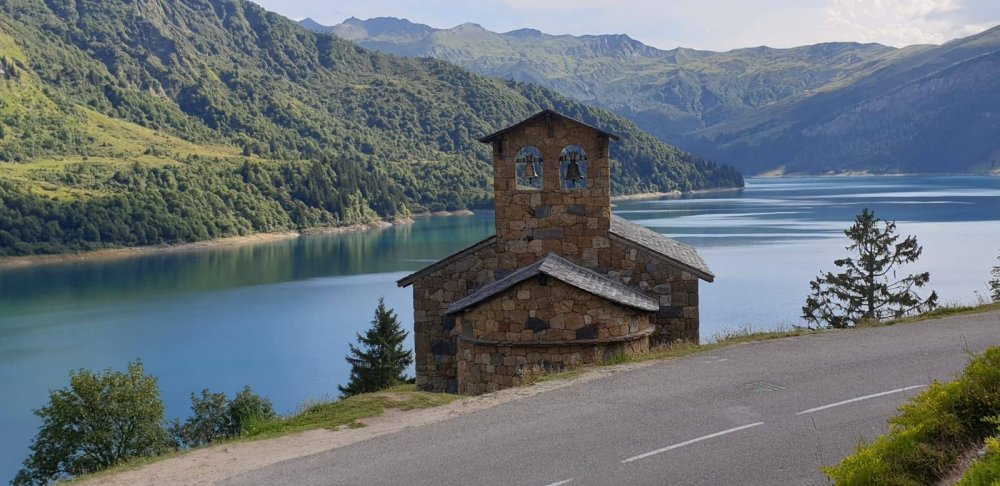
[338,299,413,397]
[803,208,938,328]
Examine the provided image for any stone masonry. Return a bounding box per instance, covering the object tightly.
[398,110,714,394]
[455,277,651,394]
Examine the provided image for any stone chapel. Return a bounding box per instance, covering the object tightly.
[398,110,714,394]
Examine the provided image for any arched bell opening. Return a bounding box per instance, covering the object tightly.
[559,145,588,190]
[515,146,543,191]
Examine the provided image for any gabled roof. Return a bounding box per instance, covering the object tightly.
[478,109,620,144]
[397,216,715,288]
[396,235,496,288]
[609,215,715,282]
[446,253,658,315]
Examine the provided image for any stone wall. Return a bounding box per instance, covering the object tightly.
[491,115,613,271]
[411,242,498,393]
[454,277,651,394]
[605,236,701,344]
[405,111,705,394]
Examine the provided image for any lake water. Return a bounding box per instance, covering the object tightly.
[2,175,999,480]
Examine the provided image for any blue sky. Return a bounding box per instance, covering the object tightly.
[252,0,1000,51]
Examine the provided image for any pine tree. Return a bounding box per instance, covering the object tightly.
[338,299,414,397]
[803,208,938,328]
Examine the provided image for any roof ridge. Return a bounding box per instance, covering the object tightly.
[446,253,658,314]
[608,215,714,282]
[479,109,620,144]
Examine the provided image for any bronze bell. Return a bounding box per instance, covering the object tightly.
[523,160,538,181]
[566,159,583,187]
[565,159,582,181]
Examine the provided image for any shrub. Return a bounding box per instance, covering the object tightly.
[228,386,276,435]
[170,386,275,447]
[13,361,171,485]
[170,389,233,448]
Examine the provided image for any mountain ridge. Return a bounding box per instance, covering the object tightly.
[307,16,1000,175]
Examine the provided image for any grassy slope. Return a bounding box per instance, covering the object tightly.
[826,346,1000,484]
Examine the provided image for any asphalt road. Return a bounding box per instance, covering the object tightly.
[226,311,1000,486]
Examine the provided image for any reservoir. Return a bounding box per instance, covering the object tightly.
[1,175,999,480]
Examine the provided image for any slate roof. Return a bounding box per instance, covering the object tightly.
[446,253,659,315]
[396,235,496,288]
[609,215,715,282]
[478,109,620,144]
[397,216,714,288]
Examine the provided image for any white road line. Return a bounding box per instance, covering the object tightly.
[620,422,765,464]
[543,479,573,486]
[796,385,927,416]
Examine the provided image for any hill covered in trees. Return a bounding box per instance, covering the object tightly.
[0,0,742,256]
[312,17,1000,176]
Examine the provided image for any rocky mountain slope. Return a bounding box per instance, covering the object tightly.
[309,17,1000,175]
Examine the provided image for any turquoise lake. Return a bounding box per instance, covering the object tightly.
[2,175,999,480]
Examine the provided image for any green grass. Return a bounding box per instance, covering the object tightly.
[886,301,1000,325]
[241,384,463,440]
[825,348,1000,485]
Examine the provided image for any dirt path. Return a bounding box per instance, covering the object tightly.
[75,362,652,486]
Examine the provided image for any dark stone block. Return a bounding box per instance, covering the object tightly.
[532,228,564,240]
[526,317,550,332]
[646,262,657,274]
[576,325,599,340]
[567,204,586,216]
[533,205,551,218]
[657,307,685,319]
[442,315,456,331]
[430,338,455,355]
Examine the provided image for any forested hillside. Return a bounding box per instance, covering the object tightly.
[0,0,741,256]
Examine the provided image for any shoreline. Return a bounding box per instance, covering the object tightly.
[0,186,743,270]
[611,186,744,201]
[754,170,1000,179]
[0,219,418,270]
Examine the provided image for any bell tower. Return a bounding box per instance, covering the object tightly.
[479,110,619,271]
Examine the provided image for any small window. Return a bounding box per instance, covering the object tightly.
[559,145,588,189]
[515,146,543,191]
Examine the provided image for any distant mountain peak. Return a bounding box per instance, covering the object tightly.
[297,17,329,32]
[449,22,488,34]
[505,28,544,38]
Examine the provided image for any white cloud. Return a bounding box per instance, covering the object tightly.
[824,0,992,45]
